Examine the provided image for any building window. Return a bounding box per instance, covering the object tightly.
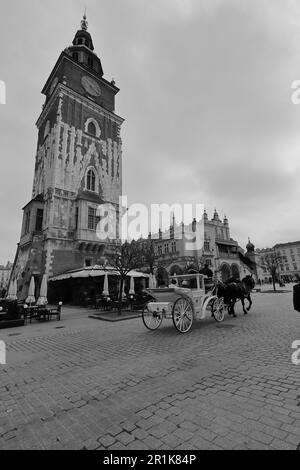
[171,242,176,253]
[24,210,31,234]
[86,169,96,192]
[85,258,92,267]
[88,207,100,231]
[84,118,101,138]
[204,240,210,251]
[158,245,162,256]
[72,52,79,61]
[164,244,169,254]
[35,209,44,232]
[87,121,96,136]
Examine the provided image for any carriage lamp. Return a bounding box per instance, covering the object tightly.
[107,297,111,302]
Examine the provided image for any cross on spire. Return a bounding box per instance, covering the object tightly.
[81,8,88,31]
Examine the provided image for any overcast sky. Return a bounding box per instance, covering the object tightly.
[0,0,300,263]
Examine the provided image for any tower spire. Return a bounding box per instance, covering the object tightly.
[81,8,88,31]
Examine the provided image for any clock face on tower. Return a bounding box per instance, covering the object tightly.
[81,76,101,97]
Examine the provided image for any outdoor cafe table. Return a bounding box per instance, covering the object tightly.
[23,305,49,323]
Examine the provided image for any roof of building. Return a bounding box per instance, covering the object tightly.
[22,194,44,210]
[274,241,300,248]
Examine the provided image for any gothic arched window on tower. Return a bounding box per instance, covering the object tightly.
[86,168,96,192]
[87,121,96,136]
[84,118,101,138]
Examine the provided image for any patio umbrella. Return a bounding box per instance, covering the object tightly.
[102,273,109,297]
[37,274,48,305]
[6,278,17,300]
[129,276,135,295]
[150,273,156,288]
[25,276,36,305]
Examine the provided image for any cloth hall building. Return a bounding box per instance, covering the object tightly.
[149,210,255,284]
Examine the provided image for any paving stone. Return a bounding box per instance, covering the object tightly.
[248,430,273,445]
[270,439,297,450]
[98,435,116,448]
[116,431,135,445]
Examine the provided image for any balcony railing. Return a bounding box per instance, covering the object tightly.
[218,252,238,260]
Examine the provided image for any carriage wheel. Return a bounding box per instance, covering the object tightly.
[211,297,225,322]
[142,305,163,331]
[172,298,193,334]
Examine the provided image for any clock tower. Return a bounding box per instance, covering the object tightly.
[10,14,124,300]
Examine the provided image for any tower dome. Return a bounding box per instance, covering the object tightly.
[68,12,104,77]
[72,13,94,51]
[246,238,255,252]
[212,209,220,222]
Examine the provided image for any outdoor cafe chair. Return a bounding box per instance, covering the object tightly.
[46,302,63,321]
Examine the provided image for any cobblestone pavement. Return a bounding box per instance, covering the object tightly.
[0,291,299,450]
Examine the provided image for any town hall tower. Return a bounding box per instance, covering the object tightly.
[11,14,124,299]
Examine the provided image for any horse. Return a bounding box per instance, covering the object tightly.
[214,275,255,317]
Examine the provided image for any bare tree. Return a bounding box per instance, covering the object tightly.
[105,240,142,313]
[140,239,156,274]
[263,251,282,291]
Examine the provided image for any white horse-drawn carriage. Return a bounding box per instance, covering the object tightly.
[142,273,225,334]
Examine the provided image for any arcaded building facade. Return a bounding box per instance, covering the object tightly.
[149,210,253,283]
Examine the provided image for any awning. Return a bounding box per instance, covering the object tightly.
[216,239,239,247]
[49,265,149,282]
